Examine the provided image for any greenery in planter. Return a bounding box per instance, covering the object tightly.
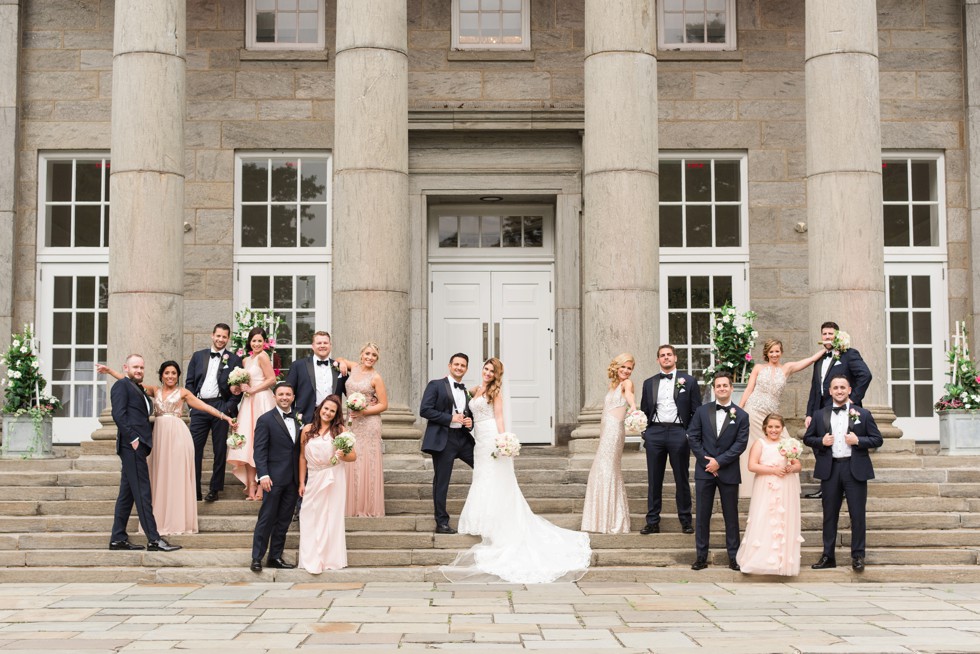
[702,302,758,385]
[935,321,980,411]
[1,324,60,454]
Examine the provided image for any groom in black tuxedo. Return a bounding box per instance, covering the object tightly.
[420,353,474,535]
[250,382,302,572]
[286,330,348,427]
[687,371,749,571]
[185,323,243,502]
[639,344,702,535]
[804,374,882,572]
[109,354,180,552]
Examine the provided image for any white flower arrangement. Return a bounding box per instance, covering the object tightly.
[492,432,521,459]
[624,409,648,434]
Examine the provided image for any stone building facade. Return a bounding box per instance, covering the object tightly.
[0,0,975,445]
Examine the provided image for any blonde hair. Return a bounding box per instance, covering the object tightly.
[763,339,783,362]
[762,412,785,431]
[360,341,380,357]
[606,353,635,388]
[483,358,504,405]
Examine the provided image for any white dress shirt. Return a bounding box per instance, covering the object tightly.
[715,404,730,437]
[830,403,852,458]
[281,408,297,443]
[314,356,333,406]
[449,376,465,429]
[819,353,833,396]
[655,372,679,424]
[200,349,223,399]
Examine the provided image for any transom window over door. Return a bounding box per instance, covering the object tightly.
[246,0,325,50]
[659,0,737,51]
[452,0,530,50]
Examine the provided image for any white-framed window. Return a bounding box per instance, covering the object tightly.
[658,0,737,51]
[427,204,555,264]
[882,152,948,440]
[452,0,531,51]
[36,153,111,444]
[245,0,326,51]
[234,152,331,376]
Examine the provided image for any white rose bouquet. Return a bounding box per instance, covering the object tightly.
[777,436,803,461]
[227,367,250,387]
[226,431,246,449]
[492,432,521,459]
[346,392,368,412]
[329,433,357,466]
[624,409,648,434]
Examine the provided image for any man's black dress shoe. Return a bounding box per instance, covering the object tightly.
[204,490,219,503]
[639,524,660,535]
[852,557,865,572]
[811,555,836,569]
[729,560,740,571]
[681,524,694,535]
[267,557,296,569]
[250,559,262,573]
[435,525,457,535]
[691,559,708,571]
[146,539,181,552]
[109,540,144,551]
[804,490,823,499]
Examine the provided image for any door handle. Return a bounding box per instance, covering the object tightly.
[494,322,500,359]
[482,322,489,361]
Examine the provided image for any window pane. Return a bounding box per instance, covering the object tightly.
[481,215,501,247]
[480,12,501,33]
[685,17,706,43]
[706,12,726,42]
[667,276,687,309]
[458,215,480,247]
[241,205,268,247]
[668,312,687,343]
[54,277,73,309]
[76,312,95,346]
[715,205,739,247]
[502,0,522,9]
[660,205,683,247]
[48,205,71,247]
[911,161,936,201]
[251,276,271,308]
[256,11,276,42]
[50,161,73,202]
[271,205,297,247]
[713,276,733,305]
[279,0,298,10]
[103,207,110,247]
[910,276,930,309]
[911,204,936,247]
[892,385,911,417]
[98,276,108,309]
[459,12,479,38]
[74,206,101,247]
[692,348,711,376]
[299,204,326,247]
[691,312,710,344]
[714,161,739,201]
[53,312,72,344]
[439,216,458,247]
[914,384,933,417]
[888,275,908,309]
[685,0,706,8]
[883,204,909,247]
[52,349,72,381]
[299,0,317,8]
[882,161,908,201]
[271,159,298,202]
[502,12,522,38]
[889,313,909,345]
[685,161,711,201]
[685,205,711,247]
[278,11,297,43]
[75,161,103,202]
[523,216,543,247]
[664,0,683,10]
[690,276,710,309]
[662,12,684,43]
[913,348,932,381]
[891,348,910,381]
[706,0,725,9]
[273,276,293,309]
[76,277,96,309]
[296,275,315,309]
[502,216,522,246]
[297,11,318,43]
[242,160,268,202]
[483,0,502,10]
[660,161,682,201]
[460,0,479,9]
[300,161,327,201]
[296,312,315,344]
[911,312,931,344]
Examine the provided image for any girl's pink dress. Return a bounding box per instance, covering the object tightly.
[299,434,348,572]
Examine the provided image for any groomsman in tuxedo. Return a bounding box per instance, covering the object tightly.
[420,353,474,534]
[687,372,749,571]
[286,330,349,427]
[639,344,702,535]
[804,321,873,499]
[109,354,180,552]
[185,323,243,502]
[804,374,882,572]
[250,382,301,572]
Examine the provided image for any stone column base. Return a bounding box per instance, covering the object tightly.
[865,403,904,442]
[91,408,115,441]
[381,404,422,440]
[568,406,602,456]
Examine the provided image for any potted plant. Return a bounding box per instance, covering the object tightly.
[936,321,980,454]
[702,303,758,403]
[0,324,60,458]
[232,308,285,379]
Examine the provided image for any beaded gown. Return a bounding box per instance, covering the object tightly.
[735,438,804,576]
[741,366,790,497]
[227,357,276,490]
[344,372,385,517]
[443,395,592,583]
[299,432,348,572]
[143,388,197,536]
[580,386,630,533]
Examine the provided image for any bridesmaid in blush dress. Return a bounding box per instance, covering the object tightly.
[96,360,236,535]
[581,353,636,534]
[736,413,804,576]
[229,327,278,501]
[298,394,356,573]
[344,342,388,517]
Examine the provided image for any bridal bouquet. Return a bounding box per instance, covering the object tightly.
[329,433,356,466]
[492,432,521,459]
[819,329,851,361]
[624,409,648,434]
[346,392,368,412]
[778,436,803,461]
[226,431,246,449]
[227,367,250,387]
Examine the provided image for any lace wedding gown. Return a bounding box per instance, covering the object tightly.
[442,395,592,583]
[741,365,790,497]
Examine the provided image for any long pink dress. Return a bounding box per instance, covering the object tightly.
[740,366,790,498]
[143,389,198,536]
[344,372,385,517]
[735,439,804,576]
[227,357,276,489]
[581,386,630,533]
[299,433,348,572]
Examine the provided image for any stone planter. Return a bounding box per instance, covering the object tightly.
[938,410,980,454]
[1,414,54,459]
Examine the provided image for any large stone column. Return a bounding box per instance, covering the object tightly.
[93,0,186,441]
[333,0,417,438]
[965,1,980,342]
[0,1,22,347]
[571,0,659,450]
[805,0,899,438]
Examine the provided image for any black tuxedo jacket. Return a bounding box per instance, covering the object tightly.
[253,407,301,486]
[286,356,348,424]
[185,349,244,416]
[111,377,153,454]
[420,377,473,454]
[803,404,882,482]
[640,371,702,432]
[806,347,873,417]
[686,402,749,485]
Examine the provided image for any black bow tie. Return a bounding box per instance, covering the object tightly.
[824,351,834,359]
[717,405,731,412]
[454,382,466,391]
[833,406,847,414]
[660,372,673,380]
[282,411,295,420]
[210,351,221,359]
[316,359,331,366]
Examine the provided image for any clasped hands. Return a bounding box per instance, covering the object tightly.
[822,432,858,447]
[451,412,473,429]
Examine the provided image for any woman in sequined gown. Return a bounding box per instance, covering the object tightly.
[581,353,637,534]
[443,358,592,584]
[96,360,236,535]
[344,342,388,518]
[738,340,825,497]
[736,413,804,576]
[229,327,278,501]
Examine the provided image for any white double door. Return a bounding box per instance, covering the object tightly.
[429,268,554,444]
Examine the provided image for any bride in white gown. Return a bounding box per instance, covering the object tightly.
[441,358,592,584]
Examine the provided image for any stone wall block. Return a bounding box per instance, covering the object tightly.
[80,49,112,70]
[188,71,235,99]
[111,53,185,174]
[584,0,655,56]
[295,72,335,100]
[22,72,99,100]
[220,120,330,150]
[22,121,109,150]
[482,71,552,100]
[336,0,407,53]
[917,72,963,100]
[114,0,185,57]
[256,100,313,120]
[409,72,482,100]
[235,71,295,99]
[334,50,407,171]
[695,71,803,100]
[25,1,100,30]
[662,120,762,150]
[880,120,961,149]
[194,151,233,183]
[806,0,877,57]
[187,100,256,121]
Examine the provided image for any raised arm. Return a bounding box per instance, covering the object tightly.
[784,349,827,376]
[738,365,761,408]
[96,364,124,381]
[621,379,637,412]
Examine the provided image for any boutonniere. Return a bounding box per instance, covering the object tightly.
[848,408,861,425]
[729,408,737,420]
[466,389,473,400]
[221,353,230,369]
[295,412,304,425]
[675,378,686,392]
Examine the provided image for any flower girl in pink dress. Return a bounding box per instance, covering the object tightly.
[736,413,804,576]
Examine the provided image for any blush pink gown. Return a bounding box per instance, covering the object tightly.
[143,388,198,536]
[299,433,348,572]
[344,373,385,517]
[227,357,276,490]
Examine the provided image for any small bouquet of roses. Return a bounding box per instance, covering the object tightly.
[818,329,851,361]
[777,436,803,461]
[226,431,246,449]
[346,392,368,412]
[624,409,648,434]
[329,433,356,466]
[492,432,521,459]
[227,367,250,387]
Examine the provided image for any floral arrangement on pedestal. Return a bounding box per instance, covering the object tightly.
[702,303,759,385]
[0,324,61,457]
[231,308,285,379]
[935,321,980,411]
